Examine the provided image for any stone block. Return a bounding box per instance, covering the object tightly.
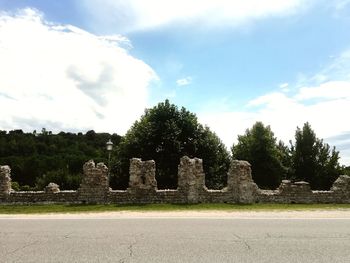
[0,165,12,196]
[227,160,258,204]
[128,158,157,191]
[78,160,109,203]
[331,175,350,193]
[45,183,60,193]
[177,156,206,203]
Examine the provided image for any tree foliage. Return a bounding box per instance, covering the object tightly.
[113,100,230,189]
[35,168,82,190]
[231,122,285,189]
[290,122,341,189]
[343,166,350,175]
[0,129,121,189]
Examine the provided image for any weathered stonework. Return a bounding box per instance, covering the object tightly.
[227,160,258,204]
[128,158,157,191]
[1,158,350,204]
[279,180,312,194]
[331,175,350,194]
[77,160,109,203]
[178,156,206,203]
[45,183,60,193]
[258,177,350,204]
[0,165,11,198]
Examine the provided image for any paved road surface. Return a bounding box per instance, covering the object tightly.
[1,216,350,262]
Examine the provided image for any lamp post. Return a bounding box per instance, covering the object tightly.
[106,139,113,182]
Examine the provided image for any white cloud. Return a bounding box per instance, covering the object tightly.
[176,77,192,87]
[199,47,350,165]
[295,81,350,100]
[199,80,350,165]
[247,92,298,109]
[279,82,290,92]
[97,34,132,48]
[80,0,310,32]
[198,111,257,149]
[0,8,158,134]
[279,83,289,89]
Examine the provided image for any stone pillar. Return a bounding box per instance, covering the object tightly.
[0,165,12,199]
[331,175,350,198]
[227,160,258,204]
[78,160,109,203]
[128,158,157,191]
[177,156,205,204]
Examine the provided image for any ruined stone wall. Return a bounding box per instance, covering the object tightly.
[258,176,350,204]
[178,156,206,203]
[77,160,109,203]
[0,166,11,200]
[5,191,78,204]
[1,158,350,204]
[128,158,157,191]
[227,160,258,204]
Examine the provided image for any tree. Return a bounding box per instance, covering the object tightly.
[343,166,350,175]
[35,169,82,190]
[0,129,121,188]
[231,122,285,189]
[290,122,341,189]
[113,100,230,189]
[276,140,294,180]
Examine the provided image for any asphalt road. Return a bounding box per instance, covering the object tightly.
[1,217,350,262]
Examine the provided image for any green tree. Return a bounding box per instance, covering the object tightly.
[114,100,230,189]
[277,140,293,180]
[231,122,285,189]
[343,166,350,175]
[290,122,341,189]
[35,169,82,190]
[0,129,121,188]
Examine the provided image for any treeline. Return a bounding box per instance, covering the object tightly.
[1,100,349,190]
[0,129,121,190]
[232,122,345,190]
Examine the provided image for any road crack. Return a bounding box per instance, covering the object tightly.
[63,232,74,239]
[234,234,251,250]
[5,240,40,256]
[128,240,137,257]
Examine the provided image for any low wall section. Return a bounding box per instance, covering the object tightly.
[258,177,350,204]
[1,157,349,204]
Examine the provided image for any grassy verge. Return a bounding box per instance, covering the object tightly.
[0,203,350,214]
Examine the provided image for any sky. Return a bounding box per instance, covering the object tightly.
[0,0,350,165]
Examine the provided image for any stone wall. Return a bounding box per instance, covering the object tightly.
[227,160,258,204]
[5,191,78,204]
[77,160,109,203]
[258,177,350,204]
[0,165,11,199]
[178,156,206,203]
[1,158,350,204]
[128,158,157,191]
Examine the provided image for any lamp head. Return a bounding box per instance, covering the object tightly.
[106,139,113,151]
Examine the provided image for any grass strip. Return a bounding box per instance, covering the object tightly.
[0,203,350,214]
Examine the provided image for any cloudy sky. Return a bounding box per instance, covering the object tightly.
[1,1,350,164]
